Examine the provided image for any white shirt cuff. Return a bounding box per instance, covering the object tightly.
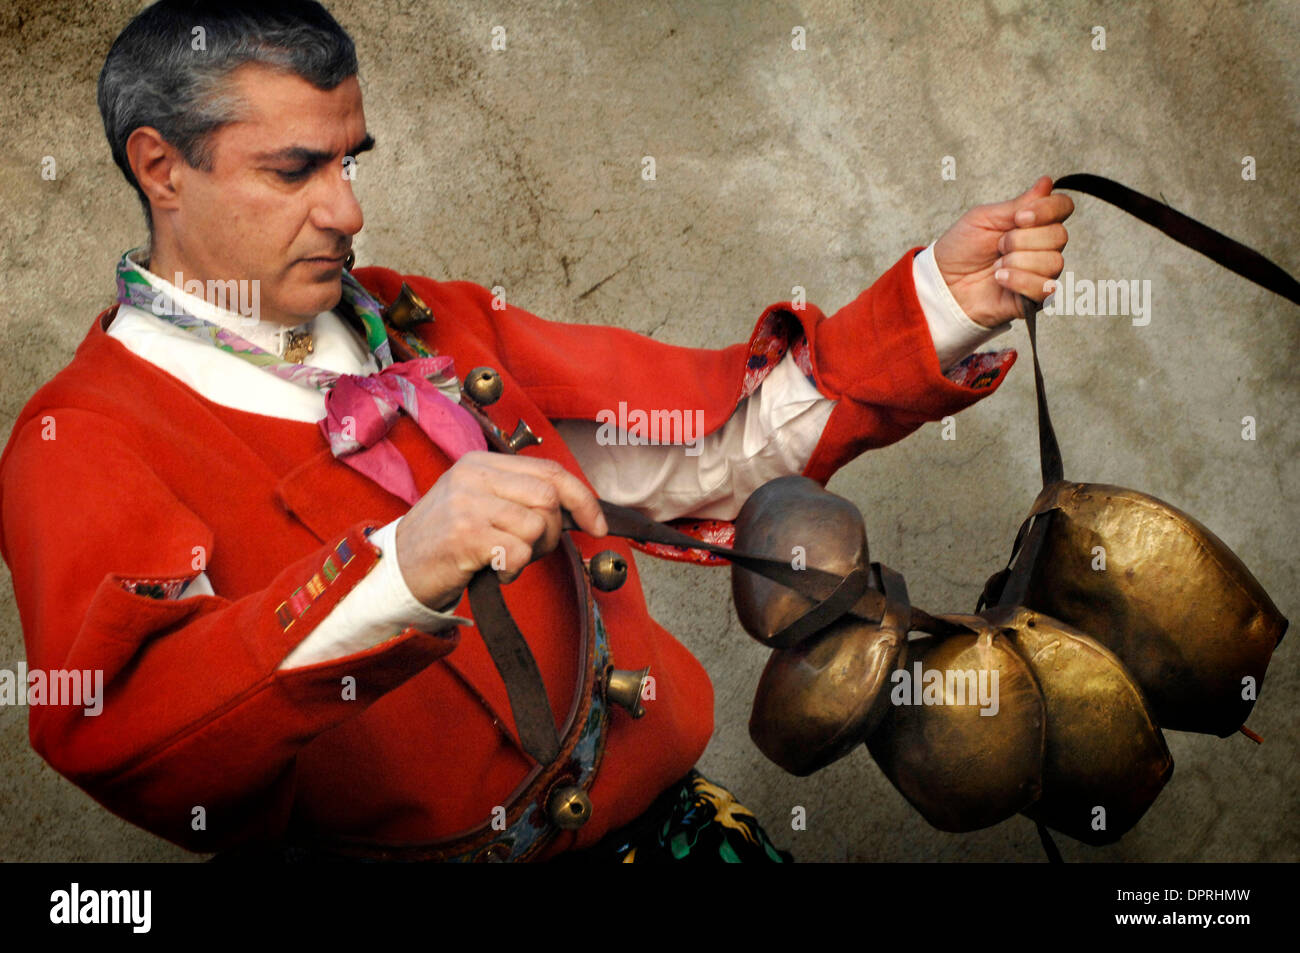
[913,242,1009,371]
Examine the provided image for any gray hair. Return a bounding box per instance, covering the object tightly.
[97,0,359,235]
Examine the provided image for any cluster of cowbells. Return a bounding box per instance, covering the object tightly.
[733,476,1287,846]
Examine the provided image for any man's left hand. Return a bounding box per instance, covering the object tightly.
[933,175,1074,329]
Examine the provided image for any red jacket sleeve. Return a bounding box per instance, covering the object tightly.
[0,408,457,852]
[794,246,1018,482]
[357,246,1015,489]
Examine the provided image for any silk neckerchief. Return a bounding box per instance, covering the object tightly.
[114,252,487,504]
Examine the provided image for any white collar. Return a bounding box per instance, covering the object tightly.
[125,248,325,360]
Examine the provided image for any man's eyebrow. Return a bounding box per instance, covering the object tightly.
[253,134,376,164]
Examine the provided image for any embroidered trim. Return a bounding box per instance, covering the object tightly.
[119,577,194,600]
[275,536,358,631]
[944,348,1016,389]
[742,310,809,400]
[630,519,735,566]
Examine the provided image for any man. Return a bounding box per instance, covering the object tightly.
[0,0,1070,862]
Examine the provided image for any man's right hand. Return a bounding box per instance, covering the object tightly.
[393,451,609,610]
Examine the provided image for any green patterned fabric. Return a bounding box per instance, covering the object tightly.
[553,770,792,863]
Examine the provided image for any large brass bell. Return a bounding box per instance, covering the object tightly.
[1006,481,1288,737]
[866,618,1045,833]
[985,603,1173,845]
[749,564,909,775]
[731,475,869,646]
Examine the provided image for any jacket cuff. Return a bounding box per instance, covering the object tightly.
[277,518,470,671]
[796,246,1017,483]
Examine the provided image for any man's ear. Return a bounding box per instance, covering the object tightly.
[125,127,185,216]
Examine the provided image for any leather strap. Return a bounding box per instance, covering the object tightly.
[1052,174,1300,307]
[586,500,971,641]
[986,173,1300,612]
[439,173,1300,769]
[467,569,562,764]
[1025,173,1299,496]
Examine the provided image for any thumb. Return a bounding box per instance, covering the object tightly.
[986,175,1053,228]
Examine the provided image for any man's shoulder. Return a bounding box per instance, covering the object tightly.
[0,306,184,472]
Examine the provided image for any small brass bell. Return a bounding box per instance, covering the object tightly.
[588,550,628,592]
[381,282,434,330]
[605,665,650,718]
[506,419,543,452]
[463,366,504,406]
[547,785,592,830]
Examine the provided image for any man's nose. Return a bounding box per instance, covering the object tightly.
[311,162,365,237]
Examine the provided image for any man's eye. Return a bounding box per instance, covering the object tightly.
[277,167,312,182]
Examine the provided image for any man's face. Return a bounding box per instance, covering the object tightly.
[163,64,371,326]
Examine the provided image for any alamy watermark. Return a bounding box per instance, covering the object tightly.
[152,274,261,326]
[1042,270,1151,326]
[594,402,706,456]
[50,883,150,933]
[0,664,104,716]
[889,661,999,716]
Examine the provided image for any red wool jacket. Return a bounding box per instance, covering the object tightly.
[0,248,1014,857]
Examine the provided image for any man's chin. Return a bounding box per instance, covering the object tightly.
[287,275,345,321]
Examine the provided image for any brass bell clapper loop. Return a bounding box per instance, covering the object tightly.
[604,665,651,719]
[380,282,435,331]
[506,419,543,452]
[547,784,593,830]
[455,367,544,456]
[587,550,628,592]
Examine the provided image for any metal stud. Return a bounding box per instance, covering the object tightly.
[547,785,592,830]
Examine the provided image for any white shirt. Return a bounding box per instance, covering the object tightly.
[105,246,1004,668]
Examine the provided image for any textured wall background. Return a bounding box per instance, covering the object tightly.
[0,0,1295,862]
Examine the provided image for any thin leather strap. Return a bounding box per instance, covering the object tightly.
[467,570,562,764]
[1052,173,1300,306]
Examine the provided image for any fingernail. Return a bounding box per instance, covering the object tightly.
[1015,209,1035,226]
[994,257,1003,269]
[995,269,1010,282]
